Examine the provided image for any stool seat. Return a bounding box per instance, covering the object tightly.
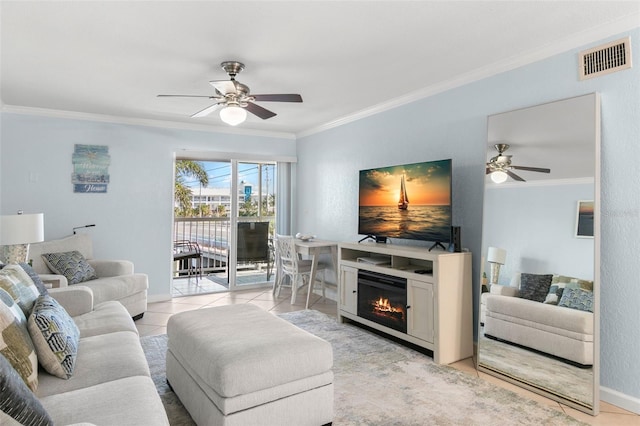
[166,304,334,426]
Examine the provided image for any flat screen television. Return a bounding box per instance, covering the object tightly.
[358,159,452,248]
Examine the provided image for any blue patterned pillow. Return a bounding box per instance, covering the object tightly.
[0,353,53,425]
[41,251,97,284]
[27,295,80,379]
[558,287,594,312]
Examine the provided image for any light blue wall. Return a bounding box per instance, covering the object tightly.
[482,182,595,283]
[0,114,296,298]
[297,29,640,404]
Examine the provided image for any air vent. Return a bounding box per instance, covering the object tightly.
[579,37,632,80]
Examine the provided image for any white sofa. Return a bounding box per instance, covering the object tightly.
[482,284,594,366]
[35,286,169,425]
[28,234,148,319]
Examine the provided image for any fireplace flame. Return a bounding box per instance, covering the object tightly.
[373,297,403,314]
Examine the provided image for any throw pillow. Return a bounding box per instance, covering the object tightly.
[18,263,49,296]
[544,275,593,305]
[41,251,97,285]
[28,295,80,379]
[0,265,41,316]
[0,353,53,425]
[518,273,553,303]
[0,289,38,392]
[558,287,594,312]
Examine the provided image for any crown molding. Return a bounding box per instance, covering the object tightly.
[0,104,297,140]
[297,14,640,139]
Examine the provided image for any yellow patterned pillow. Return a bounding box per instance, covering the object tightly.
[0,265,41,316]
[0,288,38,392]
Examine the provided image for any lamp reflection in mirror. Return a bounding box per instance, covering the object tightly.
[486,246,506,285]
[0,212,44,264]
[219,104,247,126]
[490,170,508,183]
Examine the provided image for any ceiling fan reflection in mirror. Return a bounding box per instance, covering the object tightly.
[486,143,550,183]
[157,61,303,126]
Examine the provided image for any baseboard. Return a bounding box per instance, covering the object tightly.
[600,386,640,414]
[148,293,172,303]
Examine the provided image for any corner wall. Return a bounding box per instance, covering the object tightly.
[296,29,640,410]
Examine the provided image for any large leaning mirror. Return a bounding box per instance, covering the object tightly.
[477,93,600,415]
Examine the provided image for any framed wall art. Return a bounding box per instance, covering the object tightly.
[575,200,594,238]
[72,144,110,193]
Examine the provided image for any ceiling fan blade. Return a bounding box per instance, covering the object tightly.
[245,102,277,120]
[506,170,526,182]
[512,165,551,173]
[485,167,492,175]
[191,103,223,118]
[209,80,237,95]
[157,94,215,98]
[252,94,303,103]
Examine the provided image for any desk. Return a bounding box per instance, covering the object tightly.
[295,239,338,308]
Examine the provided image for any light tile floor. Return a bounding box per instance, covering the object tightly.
[136,288,638,425]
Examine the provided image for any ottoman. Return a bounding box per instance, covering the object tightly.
[166,304,334,426]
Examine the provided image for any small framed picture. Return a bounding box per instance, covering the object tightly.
[575,200,594,238]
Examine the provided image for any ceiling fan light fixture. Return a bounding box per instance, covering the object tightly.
[219,104,247,126]
[490,170,508,184]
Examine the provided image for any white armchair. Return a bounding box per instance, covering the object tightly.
[28,234,148,319]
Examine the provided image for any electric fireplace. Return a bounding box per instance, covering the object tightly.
[357,270,407,333]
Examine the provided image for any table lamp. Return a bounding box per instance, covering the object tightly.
[0,212,45,264]
[486,246,507,285]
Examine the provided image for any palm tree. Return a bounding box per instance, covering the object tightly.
[175,160,209,217]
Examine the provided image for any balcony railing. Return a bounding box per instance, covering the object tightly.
[173,216,275,276]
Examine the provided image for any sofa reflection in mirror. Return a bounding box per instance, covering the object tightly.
[478,93,599,414]
[482,272,594,366]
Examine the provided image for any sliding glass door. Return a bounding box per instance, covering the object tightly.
[232,161,276,289]
[172,158,277,296]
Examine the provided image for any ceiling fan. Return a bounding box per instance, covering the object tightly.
[486,143,550,183]
[157,61,302,125]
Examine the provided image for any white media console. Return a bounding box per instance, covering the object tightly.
[338,241,473,365]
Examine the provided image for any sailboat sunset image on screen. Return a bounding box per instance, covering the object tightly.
[398,174,409,210]
[358,159,452,244]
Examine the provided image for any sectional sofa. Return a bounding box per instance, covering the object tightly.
[0,255,166,424]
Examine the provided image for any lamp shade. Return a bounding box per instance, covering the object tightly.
[0,213,44,245]
[219,105,247,126]
[487,247,507,265]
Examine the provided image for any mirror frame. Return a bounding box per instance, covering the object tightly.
[477,93,600,415]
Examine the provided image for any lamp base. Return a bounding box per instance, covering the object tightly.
[0,244,29,265]
[489,262,502,286]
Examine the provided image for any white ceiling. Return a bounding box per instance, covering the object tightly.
[1,1,639,138]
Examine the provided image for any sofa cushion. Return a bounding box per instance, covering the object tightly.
[0,264,42,316]
[518,273,553,303]
[558,287,594,312]
[40,376,169,426]
[77,274,148,307]
[28,295,80,379]
[41,251,98,285]
[36,331,151,397]
[73,301,138,338]
[485,294,593,337]
[0,288,39,392]
[0,352,53,425]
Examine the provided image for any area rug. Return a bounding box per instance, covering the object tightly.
[140,310,586,425]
